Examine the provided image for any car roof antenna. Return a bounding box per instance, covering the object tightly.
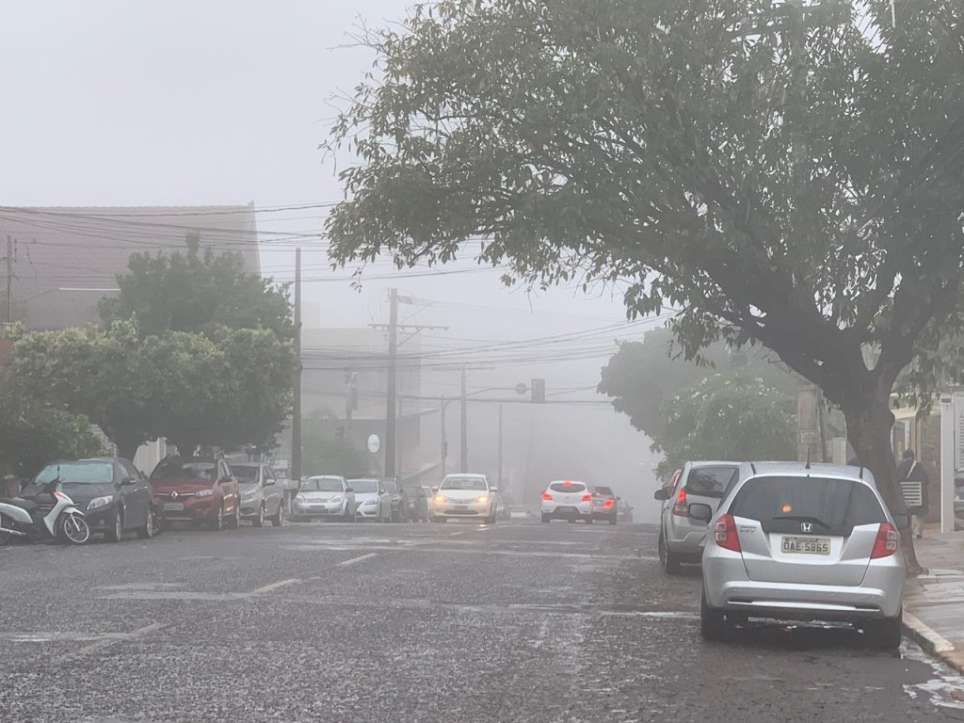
[804,449,812,470]
[859,465,865,480]
[749,462,757,474]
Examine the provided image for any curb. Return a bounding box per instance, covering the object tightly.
[903,611,964,674]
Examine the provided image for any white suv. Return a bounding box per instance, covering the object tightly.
[541,480,593,523]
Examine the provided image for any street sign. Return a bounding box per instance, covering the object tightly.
[515,382,528,396]
[367,434,381,454]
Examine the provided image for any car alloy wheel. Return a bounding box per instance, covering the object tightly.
[254,503,265,528]
[138,508,155,539]
[107,509,123,542]
[272,501,286,527]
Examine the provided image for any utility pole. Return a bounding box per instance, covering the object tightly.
[440,396,448,476]
[497,403,503,489]
[3,236,13,324]
[291,248,303,483]
[460,366,468,473]
[385,288,399,479]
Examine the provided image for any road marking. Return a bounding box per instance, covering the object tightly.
[253,578,301,594]
[73,622,166,657]
[338,552,378,567]
[449,531,466,537]
[282,543,654,562]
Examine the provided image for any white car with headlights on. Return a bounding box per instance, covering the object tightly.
[293,476,355,521]
[431,474,497,524]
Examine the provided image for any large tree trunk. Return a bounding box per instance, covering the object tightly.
[844,398,924,576]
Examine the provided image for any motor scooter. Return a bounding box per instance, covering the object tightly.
[0,476,90,545]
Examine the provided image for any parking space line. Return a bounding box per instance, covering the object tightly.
[73,622,166,657]
[338,552,378,567]
[253,578,302,594]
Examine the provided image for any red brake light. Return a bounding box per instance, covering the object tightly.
[672,487,688,516]
[714,514,741,552]
[543,492,553,501]
[871,522,899,559]
[581,493,593,502]
[603,499,614,509]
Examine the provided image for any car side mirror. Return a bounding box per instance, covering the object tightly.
[345,487,354,494]
[688,503,712,523]
[432,487,439,494]
[653,488,669,501]
[120,477,137,486]
[264,478,275,486]
[489,487,499,493]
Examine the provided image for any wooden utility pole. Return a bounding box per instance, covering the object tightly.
[291,248,303,483]
[497,403,504,489]
[440,396,448,476]
[4,236,13,324]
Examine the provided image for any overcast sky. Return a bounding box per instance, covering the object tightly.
[0,1,661,510]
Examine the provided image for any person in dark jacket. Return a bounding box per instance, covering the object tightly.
[898,449,930,539]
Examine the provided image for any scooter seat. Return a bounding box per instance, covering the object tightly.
[0,497,37,512]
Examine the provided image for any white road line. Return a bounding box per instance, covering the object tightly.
[338,552,378,567]
[253,578,302,594]
[283,543,654,562]
[74,622,166,657]
[449,531,466,537]
[532,618,551,649]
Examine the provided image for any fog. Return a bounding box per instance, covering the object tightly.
[0,0,663,521]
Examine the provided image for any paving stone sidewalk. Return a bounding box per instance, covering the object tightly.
[903,526,964,672]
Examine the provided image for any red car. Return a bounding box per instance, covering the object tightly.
[150,456,241,530]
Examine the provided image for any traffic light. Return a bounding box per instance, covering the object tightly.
[531,378,546,403]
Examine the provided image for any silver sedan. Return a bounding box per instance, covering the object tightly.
[700,462,905,649]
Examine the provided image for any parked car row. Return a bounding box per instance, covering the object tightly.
[654,460,907,650]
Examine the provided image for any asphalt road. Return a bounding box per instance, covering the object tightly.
[2,518,964,722]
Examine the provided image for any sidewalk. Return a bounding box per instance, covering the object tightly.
[903,526,964,672]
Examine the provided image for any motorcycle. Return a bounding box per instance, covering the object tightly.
[0,475,91,545]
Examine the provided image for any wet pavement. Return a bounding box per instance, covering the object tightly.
[1,519,963,721]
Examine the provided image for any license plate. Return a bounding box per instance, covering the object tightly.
[781,535,831,555]
[454,505,469,511]
[163,502,184,512]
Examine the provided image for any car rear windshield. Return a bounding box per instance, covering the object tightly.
[232,465,260,483]
[729,476,887,536]
[302,477,344,492]
[151,461,217,482]
[549,481,587,493]
[684,466,739,499]
[593,486,614,496]
[441,476,487,491]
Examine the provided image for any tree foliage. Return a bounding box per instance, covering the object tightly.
[99,235,292,341]
[302,416,372,479]
[324,0,964,566]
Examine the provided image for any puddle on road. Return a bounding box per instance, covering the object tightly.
[903,644,964,711]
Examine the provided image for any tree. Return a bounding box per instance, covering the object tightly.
[324,0,964,569]
[302,415,372,479]
[599,327,799,458]
[99,234,293,341]
[0,371,104,479]
[657,373,797,479]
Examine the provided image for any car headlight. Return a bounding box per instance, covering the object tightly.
[476,495,489,504]
[87,495,114,512]
[329,496,343,504]
[434,495,448,504]
[195,489,214,497]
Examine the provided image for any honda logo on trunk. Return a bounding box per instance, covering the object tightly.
[800,521,813,533]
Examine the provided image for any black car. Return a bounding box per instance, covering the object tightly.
[30,458,156,541]
[591,485,619,525]
[402,483,430,522]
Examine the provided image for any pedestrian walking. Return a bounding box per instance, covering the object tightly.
[897,449,929,539]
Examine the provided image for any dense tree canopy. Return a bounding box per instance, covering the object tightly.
[325,0,964,567]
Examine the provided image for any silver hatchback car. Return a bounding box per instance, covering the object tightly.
[700,463,905,648]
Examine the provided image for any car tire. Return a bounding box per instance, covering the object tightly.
[138,508,156,539]
[658,529,682,575]
[106,509,124,542]
[486,512,497,525]
[254,504,265,528]
[541,514,550,523]
[865,612,902,650]
[700,588,727,642]
[431,516,446,523]
[272,501,286,527]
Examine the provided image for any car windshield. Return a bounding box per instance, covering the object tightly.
[593,486,614,497]
[684,466,739,499]
[350,479,379,493]
[302,477,344,492]
[440,476,487,491]
[151,460,217,482]
[35,462,113,485]
[730,476,886,536]
[549,481,586,493]
[233,465,260,483]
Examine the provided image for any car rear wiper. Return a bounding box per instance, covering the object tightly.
[771,514,831,530]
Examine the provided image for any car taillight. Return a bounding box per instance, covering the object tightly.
[672,488,688,516]
[603,499,614,509]
[543,492,552,501]
[871,522,899,559]
[581,493,592,502]
[714,514,741,552]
